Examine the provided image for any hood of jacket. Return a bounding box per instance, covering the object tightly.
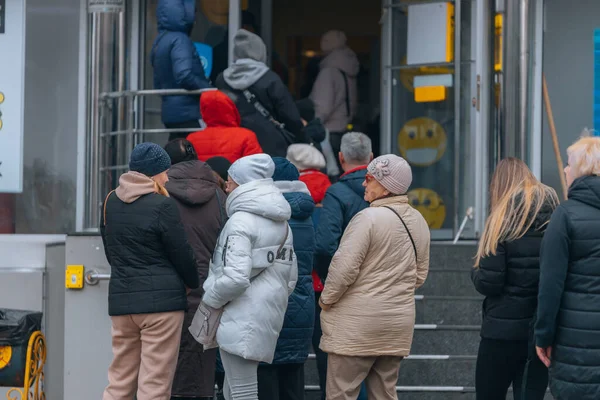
[320,46,360,77]
[339,167,367,198]
[200,90,241,127]
[226,178,291,221]
[223,29,269,90]
[274,180,315,220]
[165,160,219,206]
[569,175,600,210]
[157,0,195,33]
[115,171,168,203]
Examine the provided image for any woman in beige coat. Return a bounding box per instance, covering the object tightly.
[319,154,430,400]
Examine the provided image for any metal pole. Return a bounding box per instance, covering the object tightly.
[518,0,530,160]
[86,13,101,230]
[228,0,241,67]
[502,0,520,158]
[453,0,462,237]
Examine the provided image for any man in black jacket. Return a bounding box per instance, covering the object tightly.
[215,29,309,157]
[101,142,199,400]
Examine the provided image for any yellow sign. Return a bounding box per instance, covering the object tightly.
[398,117,447,167]
[495,14,503,72]
[408,188,446,229]
[0,345,12,369]
[65,265,84,289]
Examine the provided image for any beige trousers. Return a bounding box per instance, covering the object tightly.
[326,353,404,400]
[102,311,185,400]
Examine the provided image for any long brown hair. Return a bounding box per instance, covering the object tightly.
[475,158,559,267]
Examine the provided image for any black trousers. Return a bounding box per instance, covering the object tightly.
[258,363,305,400]
[313,292,328,400]
[328,131,345,177]
[164,120,202,141]
[476,338,548,400]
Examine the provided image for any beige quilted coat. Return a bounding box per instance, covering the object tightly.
[320,195,430,357]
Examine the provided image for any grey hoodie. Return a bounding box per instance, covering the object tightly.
[223,29,270,90]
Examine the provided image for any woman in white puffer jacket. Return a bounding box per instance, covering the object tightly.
[202,154,298,400]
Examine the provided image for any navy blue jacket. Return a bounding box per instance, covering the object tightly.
[272,187,316,364]
[536,176,600,399]
[151,0,211,125]
[314,167,369,280]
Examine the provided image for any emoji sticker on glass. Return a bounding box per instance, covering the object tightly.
[408,188,446,229]
[398,117,447,167]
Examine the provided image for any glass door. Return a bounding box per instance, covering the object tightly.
[381,0,491,240]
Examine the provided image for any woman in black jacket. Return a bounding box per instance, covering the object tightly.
[215,29,309,157]
[471,157,559,400]
[101,142,199,400]
[535,136,600,400]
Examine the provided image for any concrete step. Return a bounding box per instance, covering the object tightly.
[417,269,479,297]
[304,355,477,387]
[429,244,477,270]
[304,388,554,400]
[415,295,482,325]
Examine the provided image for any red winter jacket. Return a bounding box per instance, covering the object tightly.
[187,90,262,163]
[299,169,332,204]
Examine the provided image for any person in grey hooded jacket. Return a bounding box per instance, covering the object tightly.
[215,29,309,157]
[310,30,360,172]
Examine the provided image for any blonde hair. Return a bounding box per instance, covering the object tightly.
[475,158,559,267]
[567,132,600,179]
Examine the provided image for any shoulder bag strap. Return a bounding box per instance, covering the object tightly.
[242,88,296,145]
[383,206,417,263]
[339,69,350,118]
[102,190,116,227]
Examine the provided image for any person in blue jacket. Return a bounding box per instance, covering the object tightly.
[313,132,373,400]
[151,0,211,141]
[258,157,316,400]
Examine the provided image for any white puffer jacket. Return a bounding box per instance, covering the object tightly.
[202,178,297,363]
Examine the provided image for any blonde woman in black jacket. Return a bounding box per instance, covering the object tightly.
[471,158,559,400]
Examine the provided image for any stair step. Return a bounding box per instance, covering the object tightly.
[417,269,479,297]
[415,295,482,325]
[304,355,476,387]
[411,325,480,355]
[429,244,477,270]
[304,387,554,400]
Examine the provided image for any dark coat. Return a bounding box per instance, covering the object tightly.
[215,71,308,157]
[471,204,553,341]
[101,189,199,317]
[166,160,226,397]
[535,176,600,400]
[151,0,211,125]
[272,189,316,364]
[314,167,369,280]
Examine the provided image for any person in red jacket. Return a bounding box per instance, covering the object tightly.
[287,143,331,204]
[187,90,262,163]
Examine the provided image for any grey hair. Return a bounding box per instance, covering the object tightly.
[340,132,372,164]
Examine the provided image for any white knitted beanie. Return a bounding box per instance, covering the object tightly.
[286,144,326,171]
[367,155,412,195]
[228,154,275,185]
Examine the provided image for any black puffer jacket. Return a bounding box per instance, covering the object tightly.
[471,203,553,341]
[535,175,600,400]
[101,175,199,316]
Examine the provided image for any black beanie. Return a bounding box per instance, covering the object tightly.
[206,157,232,182]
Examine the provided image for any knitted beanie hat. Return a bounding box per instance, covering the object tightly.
[367,155,412,195]
[272,157,300,181]
[129,142,171,177]
[228,154,274,185]
[287,144,326,171]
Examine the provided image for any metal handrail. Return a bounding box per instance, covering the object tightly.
[99,87,217,99]
[85,270,111,286]
[453,207,474,244]
[86,88,216,230]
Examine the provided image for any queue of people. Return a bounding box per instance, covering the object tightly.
[104,1,600,399]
